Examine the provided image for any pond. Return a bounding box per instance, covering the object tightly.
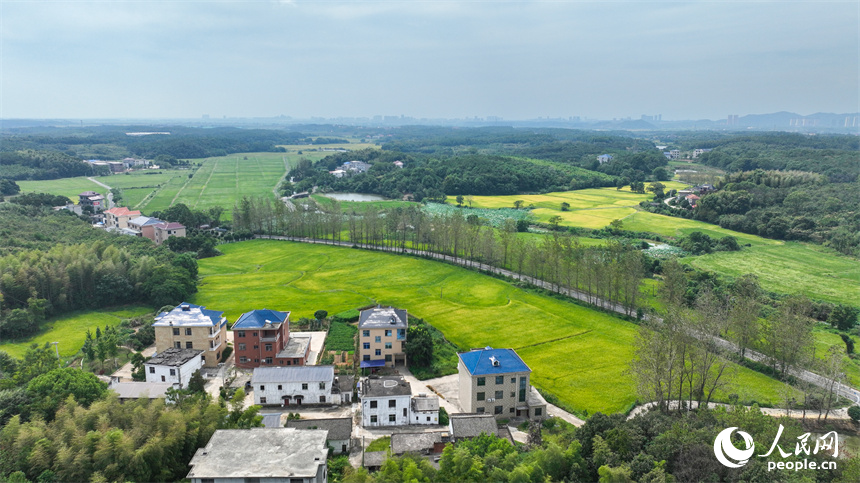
[321,192,387,202]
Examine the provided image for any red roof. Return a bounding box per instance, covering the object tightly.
[156,222,185,230]
[106,207,141,217]
[686,194,700,200]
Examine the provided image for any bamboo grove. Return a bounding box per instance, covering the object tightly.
[232,196,645,316]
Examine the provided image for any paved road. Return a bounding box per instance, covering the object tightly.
[255,235,860,406]
[627,400,851,421]
[88,177,114,209]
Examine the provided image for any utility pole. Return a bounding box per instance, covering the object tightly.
[51,342,60,362]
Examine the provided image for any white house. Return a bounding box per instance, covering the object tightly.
[411,394,440,425]
[285,417,353,455]
[597,154,613,164]
[144,348,203,388]
[360,376,413,427]
[251,366,351,406]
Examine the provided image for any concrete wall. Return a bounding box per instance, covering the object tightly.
[145,354,202,387]
[411,409,439,425]
[459,362,531,419]
[359,327,406,368]
[254,380,333,406]
[361,394,412,427]
[154,324,224,368]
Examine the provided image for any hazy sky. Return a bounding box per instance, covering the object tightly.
[2,0,858,120]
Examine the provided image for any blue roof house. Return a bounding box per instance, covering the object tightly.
[457,347,547,421]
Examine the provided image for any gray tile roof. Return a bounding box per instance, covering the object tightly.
[260,413,282,428]
[362,451,387,468]
[450,413,498,439]
[285,417,353,441]
[358,307,408,329]
[391,432,443,455]
[187,428,327,479]
[251,366,334,384]
[361,376,412,398]
[146,348,202,367]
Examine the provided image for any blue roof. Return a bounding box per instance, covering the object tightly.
[233,309,290,329]
[458,347,530,376]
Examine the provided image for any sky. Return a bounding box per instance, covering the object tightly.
[1,0,858,121]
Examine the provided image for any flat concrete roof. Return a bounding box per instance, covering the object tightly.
[187,428,327,479]
[358,306,408,329]
[146,348,202,367]
[277,335,310,359]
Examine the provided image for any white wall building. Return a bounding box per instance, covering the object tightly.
[252,366,352,406]
[360,376,413,427]
[411,394,440,425]
[144,348,203,388]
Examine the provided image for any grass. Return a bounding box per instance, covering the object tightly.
[366,436,391,452]
[194,239,795,415]
[16,177,106,202]
[0,306,152,359]
[812,327,860,388]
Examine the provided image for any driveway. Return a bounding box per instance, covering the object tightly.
[398,366,463,415]
[111,345,156,381]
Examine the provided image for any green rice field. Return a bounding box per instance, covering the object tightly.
[0,306,152,359]
[16,177,107,202]
[194,239,796,414]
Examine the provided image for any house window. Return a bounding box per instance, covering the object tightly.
[238,343,246,351]
[375,336,381,343]
[239,357,248,363]
[319,382,326,389]
[260,385,265,391]
[363,330,370,337]
[363,343,370,350]
[260,397,266,404]
[427,417,431,422]
[375,349,381,356]
[252,332,258,337]
[477,407,485,414]
[510,408,515,413]
[495,405,503,414]
[237,331,245,337]
[385,355,392,362]
[495,376,504,385]
[320,395,326,403]
[169,369,176,376]
[385,330,392,337]
[477,392,485,401]
[370,415,377,423]
[201,479,214,483]
[384,342,392,349]
[389,414,396,422]
[511,378,516,383]
[265,357,273,364]
[495,390,503,399]
[519,377,527,402]
[185,328,192,336]
[389,400,397,408]
[265,344,272,352]
[363,355,370,361]
[511,391,515,398]
[535,408,543,417]
[253,345,259,349]
[149,367,155,374]
[172,328,180,335]
[186,342,193,349]
[277,385,282,390]
[161,375,165,382]
[302,383,308,390]
[477,377,485,386]
[370,401,378,409]
[174,342,181,349]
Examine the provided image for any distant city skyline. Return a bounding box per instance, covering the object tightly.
[2,1,857,120]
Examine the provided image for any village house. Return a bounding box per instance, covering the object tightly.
[153,302,226,368]
[457,347,547,421]
[285,417,354,454]
[232,309,310,368]
[250,366,352,406]
[597,154,613,164]
[78,191,105,212]
[104,207,141,230]
[358,306,407,369]
[411,393,440,425]
[144,348,203,387]
[692,148,713,158]
[153,221,186,245]
[187,428,329,483]
[360,376,413,427]
[390,432,447,456]
[342,160,371,173]
[108,381,173,402]
[448,413,514,444]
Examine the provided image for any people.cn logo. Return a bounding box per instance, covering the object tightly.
[714,427,756,468]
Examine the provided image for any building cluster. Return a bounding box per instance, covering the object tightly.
[85,157,154,173]
[106,206,187,245]
[677,183,716,208]
[329,160,371,178]
[109,305,550,482]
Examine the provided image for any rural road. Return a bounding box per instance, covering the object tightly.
[88,177,114,209]
[255,235,860,407]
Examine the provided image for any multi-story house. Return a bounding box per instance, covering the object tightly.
[250,366,352,406]
[232,309,310,368]
[153,221,186,245]
[104,207,141,230]
[187,428,329,483]
[153,302,227,368]
[144,347,203,387]
[358,306,407,368]
[457,347,547,421]
[78,191,105,212]
[360,376,413,427]
[127,215,164,240]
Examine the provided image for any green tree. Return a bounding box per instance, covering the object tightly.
[27,368,107,420]
[314,310,328,321]
[548,215,563,230]
[829,304,859,331]
[513,200,524,210]
[456,195,464,207]
[188,369,206,393]
[560,202,571,211]
[405,325,433,368]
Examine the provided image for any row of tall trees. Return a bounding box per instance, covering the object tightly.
[233,197,646,315]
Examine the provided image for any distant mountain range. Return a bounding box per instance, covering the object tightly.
[2,111,859,133]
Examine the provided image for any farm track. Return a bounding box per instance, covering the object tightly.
[193,158,219,209]
[255,235,860,405]
[513,330,593,350]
